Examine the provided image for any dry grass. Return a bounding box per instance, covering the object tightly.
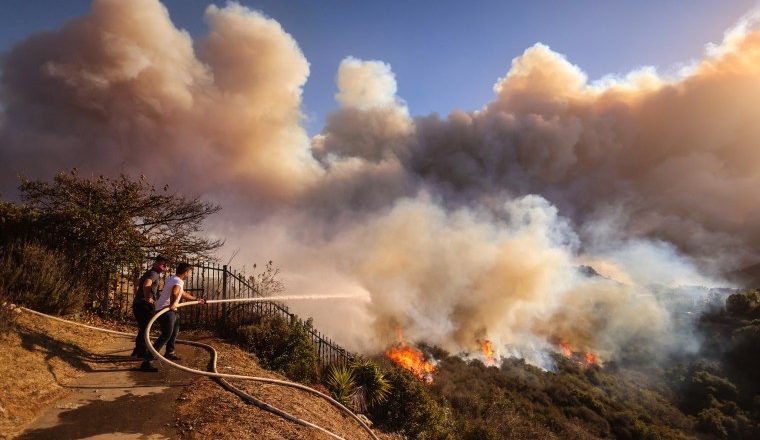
[175,333,402,440]
[0,313,403,440]
[0,310,119,439]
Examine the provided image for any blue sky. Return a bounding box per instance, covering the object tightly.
[1,0,757,134]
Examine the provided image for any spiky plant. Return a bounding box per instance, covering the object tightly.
[350,359,391,412]
[326,364,357,408]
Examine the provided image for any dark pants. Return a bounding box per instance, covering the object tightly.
[145,310,179,360]
[132,300,154,357]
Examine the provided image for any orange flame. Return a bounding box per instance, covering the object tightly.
[558,342,599,368]
[387,345,436,382]
[480,339,496,366]
[386,328,436,382]
[585,352,598,366]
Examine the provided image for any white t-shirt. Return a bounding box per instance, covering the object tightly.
[155,275,184,311]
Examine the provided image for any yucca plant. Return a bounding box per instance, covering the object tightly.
[326,364,357,408]
[350,359,391,413]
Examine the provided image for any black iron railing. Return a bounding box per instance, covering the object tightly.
[106,260,353,367]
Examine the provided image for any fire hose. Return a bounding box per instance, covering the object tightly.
[21,297,379,440]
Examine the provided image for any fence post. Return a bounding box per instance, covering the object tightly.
[222,265,228,319]
[100,272,111,316]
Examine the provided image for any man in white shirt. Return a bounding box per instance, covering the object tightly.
[139,262,205,372]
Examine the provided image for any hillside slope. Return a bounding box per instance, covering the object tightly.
[0,310,394,440]
[174,335,398,440]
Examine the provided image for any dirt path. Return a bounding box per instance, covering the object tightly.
[5,313,392,440]
[17,336,204,440]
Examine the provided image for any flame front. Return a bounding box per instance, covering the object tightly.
[558,342,599,368]
[585,352,598,365]
[480,339,496,366]
[386,345,436,382]
[386,328,436,382]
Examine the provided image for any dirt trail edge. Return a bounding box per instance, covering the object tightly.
[17,336,202,440]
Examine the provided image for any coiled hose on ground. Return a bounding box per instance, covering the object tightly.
[21,298,379,440]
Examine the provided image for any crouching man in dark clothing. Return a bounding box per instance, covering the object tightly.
[131,256,167,361]
[140,262,205,372]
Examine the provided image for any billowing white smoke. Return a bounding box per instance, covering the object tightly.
[238,191,704,365]
[2,0,757,363]
[0,0,320,201]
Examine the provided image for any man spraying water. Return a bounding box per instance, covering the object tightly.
[140,262,206,372]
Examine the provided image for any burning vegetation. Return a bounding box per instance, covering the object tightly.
[386,333,502,382]
[385,329,436,382]
[386,333,605,385]
[558,341,600,369]
[479,339,496,367]
[371,290,760,440]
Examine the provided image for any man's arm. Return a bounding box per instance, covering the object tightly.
[142,279,155,304]
[169,285,182,310]
[180,290,197,301]
[169,284,200,310]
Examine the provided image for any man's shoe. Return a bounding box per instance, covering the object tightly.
[138,361,159,372]
[165,353,182,361]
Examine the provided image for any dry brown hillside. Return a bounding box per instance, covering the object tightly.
[175,336,400,440]
[0,310,398,440]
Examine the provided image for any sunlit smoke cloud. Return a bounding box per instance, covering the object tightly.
[314,57,414,164]
[334,57,402,110]
[0,0,320,201]
[2,0,759,364]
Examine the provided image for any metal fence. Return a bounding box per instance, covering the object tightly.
[107,260,353,367]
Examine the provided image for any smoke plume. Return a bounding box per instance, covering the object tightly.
[3,0,760,364]
[0,0,320,201]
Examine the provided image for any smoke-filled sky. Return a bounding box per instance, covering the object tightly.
[2,0,760,365]
[1,0,757,134]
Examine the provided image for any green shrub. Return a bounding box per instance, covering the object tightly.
[461,423,497,440]
[2,172,222,313]
[726,290,760,318]
[235,314,319,383]
[0,242,84,314]
[326,364,357,408]
[350,359,391,412]
[324,359,391,413]
[697,407,730,439]
[727,322,760,383]
[371,367,454,439]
